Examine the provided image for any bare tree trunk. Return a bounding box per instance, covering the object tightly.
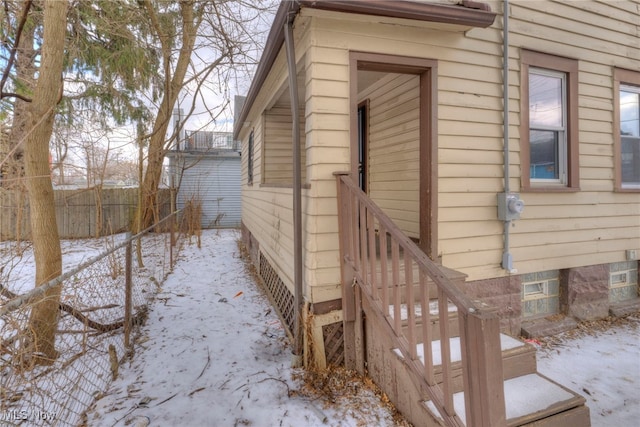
[2,1,37,191]
[3,3,37,250]
[138,101,171,230]
[22,0,67,367]
[136,1,198,231]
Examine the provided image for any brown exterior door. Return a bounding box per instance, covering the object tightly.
[357,101,368,193]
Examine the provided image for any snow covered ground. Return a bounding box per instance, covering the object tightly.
[536,317,640,427]
[3,229,638,426]
[84,229,403,427]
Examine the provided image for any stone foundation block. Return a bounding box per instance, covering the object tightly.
[561,264,609,321]
[462,276,522,336]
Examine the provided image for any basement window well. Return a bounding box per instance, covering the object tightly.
[521,271,560,319]
[609,261,639,303]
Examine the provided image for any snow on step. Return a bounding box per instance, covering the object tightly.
[425,373,577,425]
[393,334,524,366]
[388,300,458,321]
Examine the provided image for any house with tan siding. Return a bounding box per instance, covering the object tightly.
[234,1,639,425]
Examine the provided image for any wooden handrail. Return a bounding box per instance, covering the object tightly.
[336,173,478,312]
[335,172,506,427]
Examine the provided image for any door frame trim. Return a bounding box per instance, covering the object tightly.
[349,51,439,260]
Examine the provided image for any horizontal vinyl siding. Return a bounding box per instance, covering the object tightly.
[239,23,309,299]
[305,2,639,281]
[263,106,307,184]
[176,155,241,228]
[243,186,297,288]
[241,2,639,299]
[302,10,508,285]
[240,21,341,301]
[242,113,293,289]
[303,42,350,301]
[505,0,640,275]
[363,73,421,238]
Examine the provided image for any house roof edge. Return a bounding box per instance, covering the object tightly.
[233,0,496,140]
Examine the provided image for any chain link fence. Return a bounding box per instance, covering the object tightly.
[0,212,184,426]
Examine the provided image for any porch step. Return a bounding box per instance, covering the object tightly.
[375,263,467,302]
[392,300,460,341]
[393,333,537,393]
[424,373,590,427]
[392,298,498,346]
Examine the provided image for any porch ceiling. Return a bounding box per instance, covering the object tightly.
[269,69,306,110]
[358,71,388,94]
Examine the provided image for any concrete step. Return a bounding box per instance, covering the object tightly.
[521,316,578,339]
[424,373,590,427]
[393,333,537,393]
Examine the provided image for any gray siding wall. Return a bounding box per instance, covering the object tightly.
[175,154,241,228]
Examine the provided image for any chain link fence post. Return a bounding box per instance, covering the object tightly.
[124,232,132,349]
[170,212,175,267]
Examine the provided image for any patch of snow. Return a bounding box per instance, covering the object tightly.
[394,332,524,366]
[536,320,640,427]
[388,300,458,321]
[426,373,577,425]
[85,229,400,426]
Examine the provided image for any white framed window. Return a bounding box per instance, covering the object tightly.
[620,84,640,189]
[520,50,579,192]
[529,68,568,185]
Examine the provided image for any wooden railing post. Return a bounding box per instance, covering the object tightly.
[335,172,357,370]
[460,310,507,427]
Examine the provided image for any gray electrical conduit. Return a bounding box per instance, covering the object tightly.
[284,10,304,368]
[502,0,513,271]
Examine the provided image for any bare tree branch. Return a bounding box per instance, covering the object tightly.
[0,0,33,102]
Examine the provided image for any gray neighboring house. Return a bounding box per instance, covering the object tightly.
[166,130,241,229]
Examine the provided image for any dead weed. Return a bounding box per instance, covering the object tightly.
[534,312,639,349]
[294,365,413,427]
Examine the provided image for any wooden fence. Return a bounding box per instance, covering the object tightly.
[0,187,171,240]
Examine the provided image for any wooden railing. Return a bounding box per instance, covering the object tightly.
[335,172,506,427]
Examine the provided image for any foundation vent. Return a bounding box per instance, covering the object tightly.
[259,253,295,334]
[322,322,345,367]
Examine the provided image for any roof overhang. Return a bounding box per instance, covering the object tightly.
[233,0,497,139]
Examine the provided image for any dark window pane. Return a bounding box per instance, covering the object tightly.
[530,130,559,179]
[247,131,254,184]
[621,136,640,185]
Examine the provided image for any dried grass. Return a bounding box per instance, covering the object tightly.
[294,365,412,427]
[533,313,640,349]
[181,196,203,248]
